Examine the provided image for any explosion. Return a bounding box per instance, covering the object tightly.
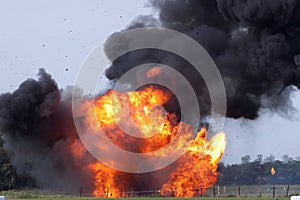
[72,85,226,198]
[271,167,276,176]
[1,0,300,197]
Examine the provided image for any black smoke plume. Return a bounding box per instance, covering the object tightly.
[105,0,300,119]
[0,69,94,192]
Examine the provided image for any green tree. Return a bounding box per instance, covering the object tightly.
[0,136,16,190]
[241,155,251,164]
[282,154,289,163]
[264,154,275,163]
[255,154,263,164]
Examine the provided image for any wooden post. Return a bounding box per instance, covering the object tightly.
[286,185,290,197]
[124,184,127,197]
[213,187,216,197]
[80,186,82,197]
[238,186,240,196]
[120,188,122,198]
[273,186,275,197]
[200,188,203,197]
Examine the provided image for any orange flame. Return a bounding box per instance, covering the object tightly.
[161,128,226,197]
[72,85,226,197]
[271,167,276,176]
[88,163,121,197]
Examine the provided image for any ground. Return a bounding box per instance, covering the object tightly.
[2,190,291,200]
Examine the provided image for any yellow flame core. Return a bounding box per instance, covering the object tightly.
[271,167,276,176]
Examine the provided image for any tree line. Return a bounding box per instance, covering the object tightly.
[0,136,36,190]
[217,154,300,185]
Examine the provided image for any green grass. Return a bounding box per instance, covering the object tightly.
[2,190,291,200]
[4,196,291,200]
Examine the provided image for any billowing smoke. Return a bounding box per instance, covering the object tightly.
[105,0,300,119]
[0,69,94,192]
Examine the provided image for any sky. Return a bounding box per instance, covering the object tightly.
[0,0,300,164]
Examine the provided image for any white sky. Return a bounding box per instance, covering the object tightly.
[1,0,300,164]
[0,0,152,91]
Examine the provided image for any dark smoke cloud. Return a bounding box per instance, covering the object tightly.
[105,0,300,120]
[0,69,94,193]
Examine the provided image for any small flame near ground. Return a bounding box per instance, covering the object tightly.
[271,167,276,176]
[72,85,226,198]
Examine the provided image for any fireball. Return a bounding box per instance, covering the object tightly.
[71,85,226,198]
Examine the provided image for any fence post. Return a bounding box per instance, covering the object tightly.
[272,186,275,197]
[286,185,290,197]
[238,186,240,196]
[80,186,82,197]
[200,188,203,197]
[213,187,216,197]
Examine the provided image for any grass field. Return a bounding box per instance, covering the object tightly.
[3,195,292,200]
[2,190,292,200]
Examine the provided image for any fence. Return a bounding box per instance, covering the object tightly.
[3,185,300,198]
[203,185,300,197]
[106,185,300,197]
